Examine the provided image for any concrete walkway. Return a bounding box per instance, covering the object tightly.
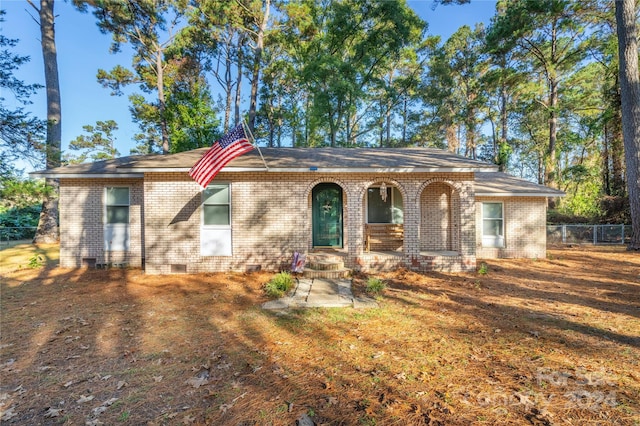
[261,278,378,310]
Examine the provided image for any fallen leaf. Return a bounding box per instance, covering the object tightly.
[44,407,63,418]
[1,406,17,421]
[1,359,15,370]
[92,406,107,416]
[63,381,73,388]
[185,377,208,388]
[153,376,163,382]
[183,415,195,424]
[116,381,126,390]
[77,395,94,404]
[104,398,118,406]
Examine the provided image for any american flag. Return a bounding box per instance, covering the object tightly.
[189,124,254,188]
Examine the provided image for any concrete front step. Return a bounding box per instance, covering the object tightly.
[306,259,345,271]
[307,252,345,263]
[303,268,351,279]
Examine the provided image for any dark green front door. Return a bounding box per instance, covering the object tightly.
[312,183,343,247]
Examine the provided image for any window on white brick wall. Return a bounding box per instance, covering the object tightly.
[201,183,232,256]
[104,187,130,251]
[482,202,504,248]
[367,186,403,224]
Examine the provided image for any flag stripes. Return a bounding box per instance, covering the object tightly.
[189,124,254,188]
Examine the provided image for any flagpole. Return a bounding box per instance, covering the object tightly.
[241,120,269,171]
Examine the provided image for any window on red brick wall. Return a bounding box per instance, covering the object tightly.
[482,202,504,248]
[104,187,130,251]
[201,183,232,256]
[367,186,403,224]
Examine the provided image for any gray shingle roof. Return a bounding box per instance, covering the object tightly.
[30,147,562,197]
[32,147,499,176]
[475,172,565,197]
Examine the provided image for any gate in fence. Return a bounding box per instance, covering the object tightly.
[547,224,632,245]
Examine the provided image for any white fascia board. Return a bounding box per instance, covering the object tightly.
[30,173,144,179]
[126,167,496,173]
[269,167,495,173]
[122,167,267,173]
[475,192,565,197]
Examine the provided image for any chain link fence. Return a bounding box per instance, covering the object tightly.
[547,224,632,245]
[0,227,37,245]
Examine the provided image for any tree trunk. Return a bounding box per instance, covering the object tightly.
[545,76,558,190]
[446,124,458,154]
[33,0,60,244]
[609,79,626,196]
[615,0,640,250]
[156,50,169,154]
[401,97,408,145]
[223,31,234,130]
[248,0,270,133]
[235,36,243,126]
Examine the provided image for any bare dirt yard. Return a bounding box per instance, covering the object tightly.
[1,244,639,425]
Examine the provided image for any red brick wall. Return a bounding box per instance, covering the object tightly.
[58,178,144,268]
[475,196,547,259]
[56,173,550,274]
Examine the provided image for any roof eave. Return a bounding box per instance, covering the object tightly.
[475,192,565,197]
[123,166,497,173]
[30,172,144,179]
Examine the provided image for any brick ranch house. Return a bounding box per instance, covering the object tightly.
[32,147,564,274]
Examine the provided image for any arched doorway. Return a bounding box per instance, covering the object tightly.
[420,182,460,252]
[312,183,343,247]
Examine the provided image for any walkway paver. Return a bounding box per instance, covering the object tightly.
[261,277,378,310]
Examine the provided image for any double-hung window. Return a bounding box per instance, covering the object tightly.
[482,202,504,247]
[201,183,232,256]
[366,186,404,224]
[104,187,130,251]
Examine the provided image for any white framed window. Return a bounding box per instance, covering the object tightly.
[201,183,232,256]
[482,202,504,248]
[366,186,403,224]
[104,187,130,251]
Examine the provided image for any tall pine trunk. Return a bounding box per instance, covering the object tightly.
[234,35,243,126]
[156,50,169,154]
[615,0,640,250]
[248,0,270,133]
[33,0,60,244]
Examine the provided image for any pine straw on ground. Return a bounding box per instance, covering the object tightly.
[1,245,639,425]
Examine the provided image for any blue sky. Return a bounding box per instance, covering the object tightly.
[2,0,497,169]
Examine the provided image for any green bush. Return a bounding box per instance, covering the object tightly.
[27,254,44,268]
[264,272,294,298]
[0,205,41,241]
[365,277,386,295]
[478,262,488,275]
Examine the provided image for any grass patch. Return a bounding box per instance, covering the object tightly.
[0,241,59,273]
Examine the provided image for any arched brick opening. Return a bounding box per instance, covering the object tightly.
[360,179,406,253]
[418,179,461,252]
[306,179,349,249]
